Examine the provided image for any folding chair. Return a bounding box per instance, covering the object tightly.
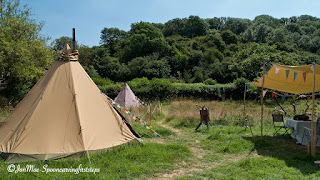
[272,113,290,136]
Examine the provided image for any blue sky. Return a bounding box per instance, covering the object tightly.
[20,0,320,47]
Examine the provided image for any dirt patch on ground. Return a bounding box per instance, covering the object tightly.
[189,146,207,159]
[152,153,249,180]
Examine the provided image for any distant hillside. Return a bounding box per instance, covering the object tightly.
[62,14,320,84]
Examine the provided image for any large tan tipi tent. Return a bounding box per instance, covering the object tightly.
[115,83,140,108]
[0,44,139,162]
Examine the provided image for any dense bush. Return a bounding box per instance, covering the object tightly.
[233,77,250,91]
[92,77,114,86]
[99,84,123,98]
[127,77,150,88]
[100,77,242,100]
[204,78,217,85]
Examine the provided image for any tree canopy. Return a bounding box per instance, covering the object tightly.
[0,0,53,102]
[69,14,320,84]
[2,0,320,103]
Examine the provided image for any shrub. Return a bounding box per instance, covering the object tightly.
[193,71,204,83]
[128,77,150,89]
[233,77,249,91]
[204,78,217,85]
[99,84,123,99]
[83,65,100,78]
[150,78,172,100]
[92,77,113,86]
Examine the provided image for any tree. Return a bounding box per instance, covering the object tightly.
[185,16,208,37]
[298,15,318,22]
[253,15,280,28]
[128,54,171,79]
[220,30,239,44]
[201,34,226,51]
[100,27,127,55]
[163,18,186,37]
[163,16,208,38]
[269,28,287,43]
[0,0,52,101]
[223,18,252,35]
[205,17,224,30]
[193,69,204,83]
[285,23,300,33]
[94,55,130,81]
[118,22,170,62]
[78,45,92,66]
[100,27,127,45]
[250,24,272,43]
[51,36,74,51]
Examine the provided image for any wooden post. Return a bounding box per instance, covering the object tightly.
[243,84,247,117]
[311,63,317,156]
[260,59,266,138]
[72,28,76,51]
[149,104,152,125]
[86,150,91,164]
[248,114,255,140]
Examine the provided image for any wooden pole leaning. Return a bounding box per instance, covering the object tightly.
[244,84,247,117]
[311,63,317,156]
[260,59,266,138]
[149,104,152,126]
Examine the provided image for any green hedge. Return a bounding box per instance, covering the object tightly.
[99,78,240,101]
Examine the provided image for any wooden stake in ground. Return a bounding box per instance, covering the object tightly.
[311,63,317,156]
[86,150,91,164]
[247,114,255,140]
[260,59,266,138]
[243,84,247,117]
[149,104,152,126]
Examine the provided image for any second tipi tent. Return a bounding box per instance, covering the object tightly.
[115,83,140,109]
[0,44,140,162]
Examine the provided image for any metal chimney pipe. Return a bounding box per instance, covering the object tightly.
[72,28,76,50]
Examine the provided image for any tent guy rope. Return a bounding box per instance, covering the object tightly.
[104,94,161,138]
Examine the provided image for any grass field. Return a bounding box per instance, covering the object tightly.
[0,99,320,179]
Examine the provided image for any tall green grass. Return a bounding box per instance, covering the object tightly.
[201,126,255,154]
[180,156,320,180]
[175,125,320,180]
[132,123,175,138]
[165,99,320,128]
[0,143,191,179]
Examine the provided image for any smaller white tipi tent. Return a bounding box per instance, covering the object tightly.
[115,83,140,108]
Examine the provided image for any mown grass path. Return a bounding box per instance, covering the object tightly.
[146,105,255,179]
[144,102,320,179]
